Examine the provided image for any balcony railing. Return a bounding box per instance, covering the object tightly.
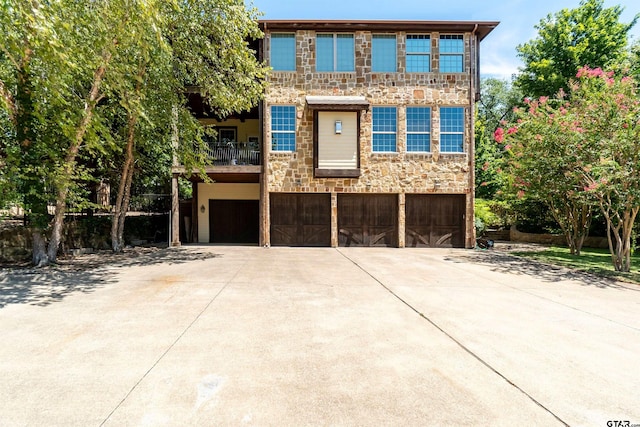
[204,141,261,166]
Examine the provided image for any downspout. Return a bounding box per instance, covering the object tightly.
[468,24,479,248]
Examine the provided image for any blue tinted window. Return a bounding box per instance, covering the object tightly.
[317,34,354,72]
[372,35,396,72]
[271,34,295,71]
[439,35,464,72]
[372,107,397,152]
[316,34,334,71]
[406,107,431,152]
[406,35,430,72]
[271,106,296,151]
[440,107,464,153]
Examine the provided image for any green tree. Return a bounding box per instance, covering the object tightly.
[499,67,640,270]
[475,77,521,199]
[516,0,637,98]
[572,68,640,272]
[0,0,268,264]
[497,95,593,255]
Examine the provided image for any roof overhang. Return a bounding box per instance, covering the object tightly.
[260,20,499,42]
[306,95,370,111]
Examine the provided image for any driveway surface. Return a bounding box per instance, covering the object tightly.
[0,246,639,426]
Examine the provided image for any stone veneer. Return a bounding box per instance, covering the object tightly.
[262,29,477,247]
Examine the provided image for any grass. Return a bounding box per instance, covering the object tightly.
[512,246,640,284]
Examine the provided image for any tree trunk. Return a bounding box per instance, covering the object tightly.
[111,58,146,253]
[32,229,49,267]
[46,50,112,262]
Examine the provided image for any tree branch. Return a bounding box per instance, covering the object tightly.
[0,79,17,125]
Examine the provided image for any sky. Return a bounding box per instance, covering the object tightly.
[248,0,640,79]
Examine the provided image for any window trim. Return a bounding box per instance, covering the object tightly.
[270,105,296,152]
[316,33,355,72]
[439,106,465,154]
[372,106,398,153]
[371,34,397,73]
[270,33,296,72]
[439,34,464,73]
[406,34,431,73]
[406,106,431,153]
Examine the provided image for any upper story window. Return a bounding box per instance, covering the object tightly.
[372,107,397,152]
[271,105,296,151]
[440,107,464,153]
[372,34,397,72]
[406,35,431,72]
[439,35,464,73]
[406,107,431,152]
[270,33,296,71]
[316,34,355,72]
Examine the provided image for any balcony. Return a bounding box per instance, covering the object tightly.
[205,141,261,166]
[172,140,261,176]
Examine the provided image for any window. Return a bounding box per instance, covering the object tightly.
[439,35,464,72]
[270,33,296,71]
[317,34,354,72]
[406,107,431,152]
[372,107,397,152]
[440,107,464,153]
[271,106,296,151]
[406,35,430,72]
[372,35,396,72]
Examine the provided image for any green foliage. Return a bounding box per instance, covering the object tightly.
[499,67,640,269]
[475,198,502,229]
[516,0,637,98]
[0,0,268,261]
[475,78,522,199]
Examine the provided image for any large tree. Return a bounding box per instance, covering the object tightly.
[0,0,268,264]
[516,0,637,98]
[475,77,522,199]
[499,68,640,270]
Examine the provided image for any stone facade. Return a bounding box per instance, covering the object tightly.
[262,26,480,247]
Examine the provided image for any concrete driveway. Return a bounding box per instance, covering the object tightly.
[0,246,638,426]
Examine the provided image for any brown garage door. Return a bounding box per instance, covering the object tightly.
[270,193,331,246]
[338,194,397,247]
[209,199,259,244]
[405,194,465,248]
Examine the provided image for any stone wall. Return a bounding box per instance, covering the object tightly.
[262,28,476,247]
[264,29,474,196]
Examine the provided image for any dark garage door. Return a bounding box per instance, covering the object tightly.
[338,194,397,247]
[405,194,466,248]
[209,199,259,244]
[270,193,331,246]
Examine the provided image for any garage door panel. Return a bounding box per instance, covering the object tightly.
[405,195,465,248]
[209,200,259,244]
[338,194,397,247]
[270,194,331,246]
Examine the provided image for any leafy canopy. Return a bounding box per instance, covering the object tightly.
[516,0,637,98]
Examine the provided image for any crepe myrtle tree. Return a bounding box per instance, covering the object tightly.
[498,67,640,271]
[495,94,593,256]
[571,67,640,272]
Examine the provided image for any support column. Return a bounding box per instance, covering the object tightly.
[331,192,338,247]
[260,174,270,247]
[171,174,181,247]
[398,192,405,248]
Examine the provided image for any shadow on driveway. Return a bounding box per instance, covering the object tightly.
[0,247,220,309]
[448,250,640,291]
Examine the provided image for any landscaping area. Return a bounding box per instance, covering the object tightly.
[510,245,640,285]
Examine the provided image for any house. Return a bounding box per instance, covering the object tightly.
[170,19,498,248]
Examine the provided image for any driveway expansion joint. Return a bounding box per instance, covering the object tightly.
[99,258,250,426]
[335,248,570,427]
